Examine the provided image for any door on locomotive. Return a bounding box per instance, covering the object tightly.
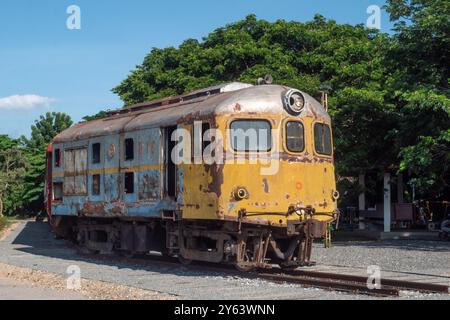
[164,126,178,199]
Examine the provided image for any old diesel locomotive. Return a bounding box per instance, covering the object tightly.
[46,83,339,271]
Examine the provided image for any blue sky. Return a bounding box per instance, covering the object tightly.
[0,0,393,138]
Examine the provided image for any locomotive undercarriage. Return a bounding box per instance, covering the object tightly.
[51,215,327,271]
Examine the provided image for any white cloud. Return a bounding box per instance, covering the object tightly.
[0,94,56,110]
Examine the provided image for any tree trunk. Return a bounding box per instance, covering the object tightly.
[0,194,3,217]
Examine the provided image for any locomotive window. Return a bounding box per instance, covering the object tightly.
[92,174,101,196]
[54,149,61,167]
[125,138,134,161]
[314,123,332,155]
[230,120,272,152]
[53,182,63,201]
[124,172,134,194]
[286,121,305,152]
[92,143,101,164]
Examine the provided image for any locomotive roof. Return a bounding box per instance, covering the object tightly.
[53,83,329,143]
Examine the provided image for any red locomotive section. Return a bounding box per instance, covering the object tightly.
[45,143,53,222]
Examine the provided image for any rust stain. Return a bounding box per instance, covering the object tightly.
[139,173,159,200]
[79,199,127,217]
[138,142,143,158]
[207,163,224,197]
[262,179,269,193]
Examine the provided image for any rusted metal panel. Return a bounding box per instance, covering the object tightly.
[88,137,105,202]
[74,148,88,194]
[63,149,75,195]
[138,171,160,201]
[104,134,121,202]
[54,85,330,143]
[53,114,135,143]
[120,82,253,114]
[104,174,121,202]
[121,131,138,204]
[63,148,87,195]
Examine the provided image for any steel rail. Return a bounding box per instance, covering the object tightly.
[255,272,400,297]
[287,269,450,294]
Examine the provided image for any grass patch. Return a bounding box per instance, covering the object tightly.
[0,216,12,234]
[0,216,6,232]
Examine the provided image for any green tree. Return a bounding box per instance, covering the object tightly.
[0,135,28,216]
[22,112,73,152]
[20,112,73,214]
[113,15,389,108]
[112,9,448,201]
[384,0,449,90]
[112,15,396,198]
[384,0,450,196]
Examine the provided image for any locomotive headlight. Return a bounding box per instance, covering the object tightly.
[284,90,305,115]
[332,190,340,201]
[234,187,249,201]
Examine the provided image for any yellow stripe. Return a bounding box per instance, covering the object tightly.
[52,164,161,178]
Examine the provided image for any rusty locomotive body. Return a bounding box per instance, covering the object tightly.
[46,83,339,270]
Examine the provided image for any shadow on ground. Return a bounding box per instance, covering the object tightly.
[8,221,236,278]
[7,221,450,279]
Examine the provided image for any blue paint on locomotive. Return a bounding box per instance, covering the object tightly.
[51,127,178,219]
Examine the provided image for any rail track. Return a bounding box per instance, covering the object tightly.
[254,269,450,297]
[77,248,450,298]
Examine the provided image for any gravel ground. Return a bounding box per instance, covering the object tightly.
[0,277,88,300]
[311,240,450,281]
[0,262,175,300]
[0,221,448,300]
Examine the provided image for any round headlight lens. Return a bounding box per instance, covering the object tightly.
[234,187,249,201]
[284,90,305,115]
[332,190,340,201]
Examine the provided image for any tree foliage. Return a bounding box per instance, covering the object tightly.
[113,15,388,106]
[113,14,395,176]
[0,113,72,216]
[22,112,73,152]
[113,2,448,200]
[384,0,450,196]
[0,136,28,216]
[1,1,448,215]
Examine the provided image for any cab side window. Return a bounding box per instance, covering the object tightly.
[230,120,272,152]
[125,138,134,161]
[314,123,332,155]
[92,143,101,164]
[54,149,61,167]
[286,121,305,152]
